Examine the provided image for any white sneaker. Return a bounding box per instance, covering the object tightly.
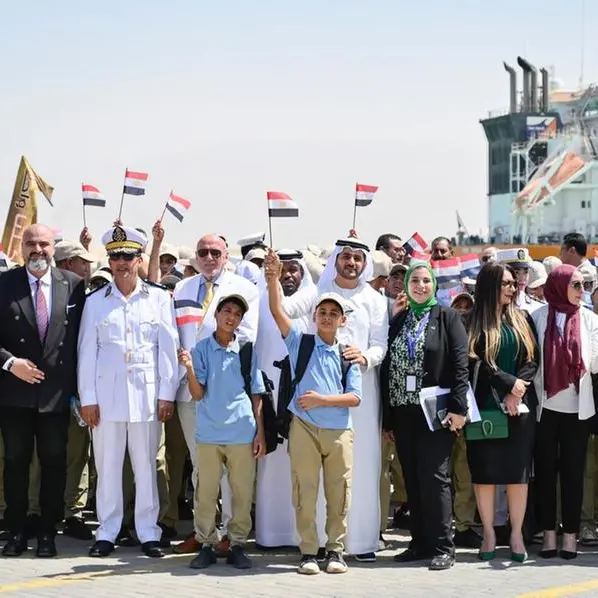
[325,551,348,574]
[298,555,320,575]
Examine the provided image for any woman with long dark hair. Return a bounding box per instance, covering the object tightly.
[381,262,469,570]
[532,264,598,559]
[466,262,539,562]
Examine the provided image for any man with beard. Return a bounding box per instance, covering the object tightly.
[254,249,319,548]
[0,224,86,557]
[314,239,388,561]
[78,226,179,558]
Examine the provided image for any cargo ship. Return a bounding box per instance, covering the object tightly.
[457,57,598,260]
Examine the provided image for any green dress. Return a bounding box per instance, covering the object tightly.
[483,322,518,410]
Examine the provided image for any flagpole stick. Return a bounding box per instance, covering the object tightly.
[268,216,273,248]
[82,182,87,229]
[352,202,357,231]
[160,203,167,222]
[117,167,127,221]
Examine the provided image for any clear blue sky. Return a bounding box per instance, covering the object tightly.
[0,0,596,251]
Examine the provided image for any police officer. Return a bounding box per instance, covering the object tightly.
[77,226,179,558]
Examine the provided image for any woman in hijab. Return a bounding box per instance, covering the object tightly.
[532,264,598,559]
[381,262,469,570]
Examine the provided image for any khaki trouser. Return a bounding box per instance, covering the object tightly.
[451,436,477,532]
[289,416,353,556]
[160,404,189,528]
[380,436,407,532]
[194,443,255,546]
[123,425,169,526]
[582,435,598,525]
[64,414,91,519]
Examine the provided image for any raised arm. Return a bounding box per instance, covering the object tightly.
[264,249,292,338]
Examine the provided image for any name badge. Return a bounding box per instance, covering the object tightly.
[406,375,417,392]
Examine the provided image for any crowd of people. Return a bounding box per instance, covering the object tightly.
[1,222,598,576]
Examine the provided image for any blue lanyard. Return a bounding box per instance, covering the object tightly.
[406,312,430,360]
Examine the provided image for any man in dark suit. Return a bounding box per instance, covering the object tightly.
[0,224,86,557]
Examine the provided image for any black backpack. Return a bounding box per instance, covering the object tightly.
[239,342,281,455]
[273,334,351,440]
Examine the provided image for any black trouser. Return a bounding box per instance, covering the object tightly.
[392,404,456,556]
[0,406,69,537]
[534,409,590,533]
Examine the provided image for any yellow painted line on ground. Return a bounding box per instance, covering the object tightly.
[518,579,598,598]
[0,554,190,594]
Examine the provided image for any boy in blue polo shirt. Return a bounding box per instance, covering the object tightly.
[178,293,266,571]
[265,250,361,575]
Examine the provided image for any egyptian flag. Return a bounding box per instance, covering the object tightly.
[431,257,462,289]
[173,299,204,326]
[355,183,378,207]
[82,184,106,207]
[459,254,481,280]
[403,232,428,256]
[165,191,191,222]
[123,169,148,196]
[267,191,299,217]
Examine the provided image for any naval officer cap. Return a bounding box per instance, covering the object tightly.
[102,226,148,255]
[238,232,266,249]
[496,247,531,267]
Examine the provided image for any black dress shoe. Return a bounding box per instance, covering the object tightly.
[394,545,430,563]
[89,540,115,558]
[2,533,28,557]
[141,541,165,558]
[63,517,93,541]
[429,554,455,570]
[36,535,57,558]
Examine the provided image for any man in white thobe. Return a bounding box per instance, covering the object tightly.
[78,226,179,558]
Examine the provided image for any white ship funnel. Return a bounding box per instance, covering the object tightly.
[503,62,517,113]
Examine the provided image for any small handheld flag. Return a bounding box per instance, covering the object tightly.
[266,191,299,246]
[82,184,106,207]
[403,233,429,256]
[118,168,149,219]
[163,190,191,222]
[355,183,378,207]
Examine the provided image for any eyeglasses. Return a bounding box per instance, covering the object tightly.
[570,281,583,291]
[108,252,137,262]
[197,248,222,259]
[501,280,516,288]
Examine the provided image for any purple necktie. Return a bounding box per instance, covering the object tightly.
[36,280,49,342]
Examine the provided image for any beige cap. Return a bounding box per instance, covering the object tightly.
[177,245,194,260]
[527,261,548,289]
[159,243,179,261]
[542,255,562,274]
[578,260,597,283]
[54,241,95,263]
[368,250,393,280]
[246,247,267,262]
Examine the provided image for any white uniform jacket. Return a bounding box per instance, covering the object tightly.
[173,270,259,403]
[77,279,179,422]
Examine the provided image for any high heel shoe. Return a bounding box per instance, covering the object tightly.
[539,549,557,559]
[510,550,528,563]
[559,549,577,560]
[478,549,495,561]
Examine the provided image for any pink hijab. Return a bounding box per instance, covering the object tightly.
[543,264,586,398]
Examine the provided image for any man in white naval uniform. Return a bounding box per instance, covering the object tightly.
[172,233,259,554]
[284,238,388,560]
[254,249,323,547]
[78,226,179,558]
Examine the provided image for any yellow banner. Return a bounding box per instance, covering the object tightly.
[1,156,54,264]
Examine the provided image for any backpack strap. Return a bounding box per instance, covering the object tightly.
[239,342,253,398]
[291,334,316,392]
[340,356,351,393]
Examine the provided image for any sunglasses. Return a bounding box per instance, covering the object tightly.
[501,280,516,288]
[197,248,222,259]
[108,252,137,262]
[570,281,583,291]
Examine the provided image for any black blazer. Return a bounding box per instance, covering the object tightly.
[381,304,470,430]
[0,266,86,413]
[465,312,539,409]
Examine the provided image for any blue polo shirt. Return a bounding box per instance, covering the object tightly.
[284,324,361,430]
[191,335,265,444]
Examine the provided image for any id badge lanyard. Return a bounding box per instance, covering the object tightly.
[405,312,430,390]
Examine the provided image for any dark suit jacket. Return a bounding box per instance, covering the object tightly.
[464,311,539,409]
[0,266,86,413]
[380,304,470,430]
